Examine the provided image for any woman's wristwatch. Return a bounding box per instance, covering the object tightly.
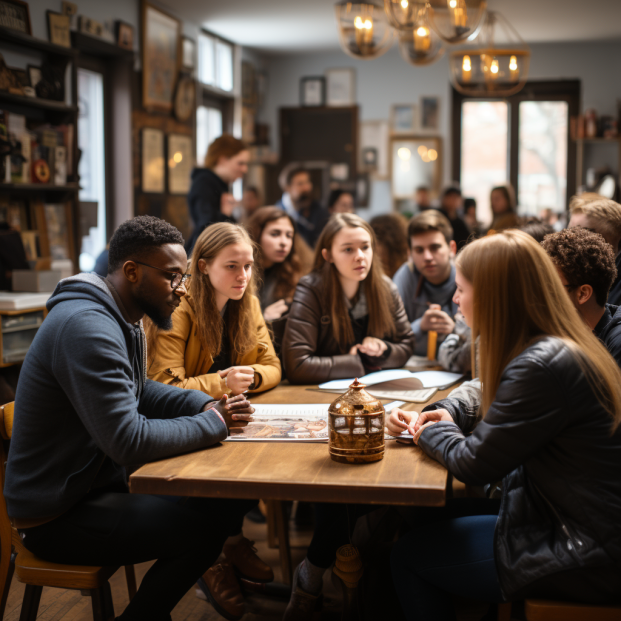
[248,372,261,391]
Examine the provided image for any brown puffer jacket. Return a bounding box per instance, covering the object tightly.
[283,271,415,384]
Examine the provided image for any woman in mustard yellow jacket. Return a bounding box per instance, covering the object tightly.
[148,222,281,398]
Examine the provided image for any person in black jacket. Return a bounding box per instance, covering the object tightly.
[541,226,621,368]
[438,185,471,249]
[185,134,249,254]
[388,229,621,620]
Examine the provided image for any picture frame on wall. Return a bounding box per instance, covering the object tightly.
[325,68,355,107]
[300,76,325,107]
[46,11,71,47]
[182,37,196,71]
[390,135,442,200]
[142,127,165,193]
[167,133,193,195]
[77,15,103,37]
[116,21,134,50]
[391,104,417,134]
[142,1,181,112]
[420,96,440,131]
[0,0,32,35]
[359,120,389,180]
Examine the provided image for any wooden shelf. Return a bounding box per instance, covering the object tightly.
[0,91,78,113]
[71,32,135,60]
[0,183,80,193]
[573,137,621,144]
[0,27,77,57]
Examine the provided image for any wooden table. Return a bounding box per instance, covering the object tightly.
[129,383,453,583]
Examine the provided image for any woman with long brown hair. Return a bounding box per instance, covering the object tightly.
[282,212,414,384]
[246,206,306,322]
[488,183,519,232]
[388,230,621,620]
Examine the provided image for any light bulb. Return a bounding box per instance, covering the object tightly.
[449,0,457,7]
[461,54,472,82]
[401,0,408,8]
[355,16,363,28]
[398,147,411,160]
[448,0,467,29]
[173,152,183,163]
[414,25,431,52]
[428,149,438,161]
[417,145,428,156]
[490,59,499,74]
[354,14,374,51]
[509,55,518,71]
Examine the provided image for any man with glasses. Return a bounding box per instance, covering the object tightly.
[542,226,621,368]
[5,216,255,621]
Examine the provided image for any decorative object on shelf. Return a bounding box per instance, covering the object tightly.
[328,378,385,464]
[142,1,181,112]
[325,68,356,107]
[449,10,530,97]
[61,1,76,29]
[141,127,164,193]
[27,65,41,89]
[242,61,256,107]
[116,21,134,50]
[391,104,417,133]
[241,106,255,143]
[390,135,442,199]
[44,202,70,259]
[600,116,618,139]
[584,109,598,139]
[77,15,103,37]
[0,0,31,35]
[32,159,50,183]
[361,146,378,169]
[330,162,349,181]
[300,76,325,107]
[181,37,195,72]
[427,0,486,44]
[0,55,23,94]
[36,61,66,101]
[167,133,192,195]
[359,120,389,179]
[46,11,71,47]
[334,0,394,60]
[173,75,195,123]
[420,96,439,131]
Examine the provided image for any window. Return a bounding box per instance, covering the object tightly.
[453,81,579,225]
[198,31,233,92]
[196,105,223,164]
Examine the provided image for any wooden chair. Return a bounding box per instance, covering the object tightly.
[498,598,621,620]
[0,402,137,621]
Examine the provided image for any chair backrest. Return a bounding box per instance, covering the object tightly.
[0,402,14,441]
[0,402,15,566]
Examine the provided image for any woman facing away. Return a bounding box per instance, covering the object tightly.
[147,223,280,618]
[185,134,249,254]
[282,213,415,385]
[388,230,621,621]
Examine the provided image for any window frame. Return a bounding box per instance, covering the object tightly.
[452,80,581,212]
[198,28,235,95]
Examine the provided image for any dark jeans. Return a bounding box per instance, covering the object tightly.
[391,510,504,621]
[20,487,255,621]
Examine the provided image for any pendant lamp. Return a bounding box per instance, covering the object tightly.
[427,0,486,44]
[391,2,445,66]
[335,1,395,60]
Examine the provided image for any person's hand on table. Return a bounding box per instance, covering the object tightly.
[386,408,419,436]
[207,393,254,431]
[420,304,455,335]
[349,337,387,357]
[218,366,255,394]
[387,407,454,443]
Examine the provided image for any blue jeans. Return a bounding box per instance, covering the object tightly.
[391,514,504,621]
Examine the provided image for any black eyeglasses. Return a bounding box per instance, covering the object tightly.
[133,260,191,289]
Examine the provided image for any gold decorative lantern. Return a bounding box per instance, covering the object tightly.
[427,0,487,44]
[397,4,445,66]
[328,378,385,464]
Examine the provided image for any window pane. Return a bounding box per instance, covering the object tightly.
[518,101,568,214]
[196,105,222,164]
[216,40,233,92]
[461,101,509,225]
[78,68,106,272]
[198,33,215,86]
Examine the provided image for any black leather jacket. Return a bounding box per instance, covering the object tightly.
[420,337,621,601]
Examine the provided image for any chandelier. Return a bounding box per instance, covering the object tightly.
[334,1,395,60]
[449,10,530,96]
[427,0,487,44]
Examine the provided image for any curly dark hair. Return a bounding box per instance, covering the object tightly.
[541,227,618,307]
[108,216,184,273]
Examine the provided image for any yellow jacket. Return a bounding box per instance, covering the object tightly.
[148,293,281,397]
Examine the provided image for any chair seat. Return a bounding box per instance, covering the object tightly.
[15,547,118,591]
[525,598,621,621]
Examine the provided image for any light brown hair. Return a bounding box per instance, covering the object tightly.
[246,206,305,301]
[204,134,248,169]
[407,210,453,246]
[370,213,409,278]
[456,229,621,430]
[189,223,258,360]
[313,213,396,352]
[569,196,621,247]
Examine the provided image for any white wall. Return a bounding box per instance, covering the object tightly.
[258,40,621,216]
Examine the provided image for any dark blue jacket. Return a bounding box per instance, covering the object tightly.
[594,303,621,368]
[5,273,227,520]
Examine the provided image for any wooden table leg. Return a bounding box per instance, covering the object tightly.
[273,500,292,584]
[266,500,277,549]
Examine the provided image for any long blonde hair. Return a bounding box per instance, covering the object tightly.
[456,230,621,430]
[313,213,396,352]
[189,223,258,360]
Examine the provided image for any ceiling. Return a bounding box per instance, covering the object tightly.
[157,0,621,54]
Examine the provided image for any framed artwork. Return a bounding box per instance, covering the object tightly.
[182,37,195,71]
[362,147,378,169]
[47,11,71,47]
[0,0,31,35]
[391,104,417,134]
[141,1,181,112]
[116,21,134,50]
[167,134,193,195]
[77,15,103,37]
[300,76,325,107]
[389,135,442,199]
[241,61,256,107]
[359,120,389,179]
[142,128,165,193]
[420,96,440,131]
[325,68,355,107]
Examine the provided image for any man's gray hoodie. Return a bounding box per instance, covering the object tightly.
[5,273,228,521]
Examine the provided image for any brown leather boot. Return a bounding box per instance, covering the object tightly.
[197,563,244,621]
[225,537,274,583]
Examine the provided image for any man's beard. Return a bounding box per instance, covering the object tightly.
[136,282,173,330]
[293,192,312,211]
